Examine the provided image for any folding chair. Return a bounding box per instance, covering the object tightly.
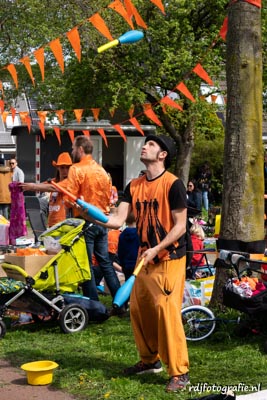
[24,196,47,243]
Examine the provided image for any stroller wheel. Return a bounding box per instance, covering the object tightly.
[0,320,7,339]
[59,303,88,334]
[182,305,216,341]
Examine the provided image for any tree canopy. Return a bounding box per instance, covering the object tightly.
[0,1,266,187]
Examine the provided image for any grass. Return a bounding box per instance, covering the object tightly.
[1,295,267,400]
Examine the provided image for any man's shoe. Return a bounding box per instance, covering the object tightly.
[123,360,163,376]
[165,373,190,392]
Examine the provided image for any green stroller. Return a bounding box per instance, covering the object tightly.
[0,218,109,338]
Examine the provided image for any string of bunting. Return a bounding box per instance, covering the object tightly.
[0,0,164,88]
[1,0,260,145]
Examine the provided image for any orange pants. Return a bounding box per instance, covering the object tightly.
[130,257,189,377]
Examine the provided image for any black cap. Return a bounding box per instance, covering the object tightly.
[145,134,177,168]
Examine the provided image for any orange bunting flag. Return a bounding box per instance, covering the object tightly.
[82,130,90,137]
[88,13,113,41]
[160,96,183,111]
[149,0,165,14]
[10,107,16,122]
[193,63,214,86]
[55,110,65,125]
[37,111,47,125]
[219,17,228,41]
[143,104,162,127]
[34,48,45,81]
[73,109,84,123]
[129,117,144,136]
[176,82,196,102]
[109,107,116,118]
[26,115,31,133]
[19,111,29,124]
[0,81,3,92]
[49,38,64,73]
[53,127,61,145]
[19,56,35,86]
[97,128,108,147]
[211,95,218,103]
[68,129,75,143]
[243,0,261,7]
[1,111,8,124]
[108,0,134,29]
[66,27,81,62]
[128,105,135,118]
[124,0,147,29]
[91,108,100,121]
[6,64,18,89]
[38,121,46,140]
[113,124,127,142]
[0,100,4,113]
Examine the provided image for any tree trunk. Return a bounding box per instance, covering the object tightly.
[210,1,263,307]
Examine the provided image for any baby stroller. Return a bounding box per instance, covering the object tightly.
[0,218,109,338]
[221,250,267,350]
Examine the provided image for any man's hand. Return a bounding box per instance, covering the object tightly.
[141,247,159,265]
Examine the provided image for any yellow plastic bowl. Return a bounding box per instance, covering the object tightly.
[21,360,59,385]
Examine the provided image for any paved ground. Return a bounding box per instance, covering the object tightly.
[0,359,77,400]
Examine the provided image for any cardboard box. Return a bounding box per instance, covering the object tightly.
[3,253,55,281]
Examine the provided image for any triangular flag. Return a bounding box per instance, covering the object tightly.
[219,17,228,41]
[19,56,35,86]
[192,63,214,86]
[73,109,84,123]
[68,129,75,143]
[211,94,218,103]
[26,115,31,133]
[53,126,61,145]
[49,38,64,73]
[149,0,165,14]
[0,81,3,92]
[19,111,29,124]
[88,13,113,41]
[97,128,108,147]
[113,124,127,142]
[244,0,261,7]
[82,130,90,137]
[129,117,144,136]
[1,111,8,124]
[10,107,16,122]
[37,111,48,125]
[91,108,100,121]
[66,27,81,62]
[160,96,183,111]
[38,121,46,140]
[108,1,134,29]
[128,105,135,118]
[124,0,147,29]
[6,64,18,89]
[55,109,65,125]
[0,100,4,113]
[34,48,45,81]
[143,104,162,126]
[109,107,116,118]
[176,82,196,102]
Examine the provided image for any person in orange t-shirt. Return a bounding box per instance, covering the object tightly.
[64,135,121,303]
[20,152,72,227]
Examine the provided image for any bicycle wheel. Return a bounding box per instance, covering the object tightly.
[182,305,216,341]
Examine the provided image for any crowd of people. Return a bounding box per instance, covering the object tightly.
[1,134,192,392]
[186,161,213,212]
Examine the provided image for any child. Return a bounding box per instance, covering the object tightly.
[118,213,139,281]
[190,223,208,278]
